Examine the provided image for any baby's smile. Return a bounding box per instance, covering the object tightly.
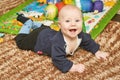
[69,29,77,32]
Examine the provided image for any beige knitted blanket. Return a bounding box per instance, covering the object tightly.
[0,21,120,80]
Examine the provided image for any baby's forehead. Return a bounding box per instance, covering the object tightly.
[58,5,82,20]
[61,7,79,13]
[59,9,82,18]
[59,7,81,15]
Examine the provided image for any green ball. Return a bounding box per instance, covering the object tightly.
[45,4,58,20]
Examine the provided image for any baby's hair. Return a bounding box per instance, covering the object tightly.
[58,4,82,21]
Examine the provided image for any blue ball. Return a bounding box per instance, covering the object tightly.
[80,0,93,12]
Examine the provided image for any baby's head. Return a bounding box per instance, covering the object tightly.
[58,5,83,39]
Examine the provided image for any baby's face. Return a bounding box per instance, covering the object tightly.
[58,7,83,39]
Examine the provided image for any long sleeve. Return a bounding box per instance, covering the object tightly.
[79,32,100,54]
[50,31,73,73]
[51,44,73,73]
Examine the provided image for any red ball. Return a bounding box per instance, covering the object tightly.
[55,2,65,12]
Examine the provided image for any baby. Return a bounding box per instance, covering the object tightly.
[15,5,109,73]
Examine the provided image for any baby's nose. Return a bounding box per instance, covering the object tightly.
[71,21,75,26]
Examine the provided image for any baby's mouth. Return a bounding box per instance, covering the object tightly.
[69,29,77,32]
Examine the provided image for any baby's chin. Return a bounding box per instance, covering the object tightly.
[67,35,78,39]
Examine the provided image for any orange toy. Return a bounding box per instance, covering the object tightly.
[104,0,116,6]
[0,38,4,43]
[37,0,47,4]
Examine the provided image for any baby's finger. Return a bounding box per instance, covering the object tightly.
[78,68,85,73]
[102,55,109,60]
[78,64,85,73]
[103,56,107,60]
[96,56,101,59]
[106,53,109,57]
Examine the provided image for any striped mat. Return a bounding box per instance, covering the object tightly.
[0,21,120,80]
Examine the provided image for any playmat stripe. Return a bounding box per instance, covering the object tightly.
[90,0,120,39]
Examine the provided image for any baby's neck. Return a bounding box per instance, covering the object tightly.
[63,35,79,55]
[63,35,78,42]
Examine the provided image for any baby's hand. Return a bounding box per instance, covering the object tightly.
[69,64,85,73]
[95,50,109,60]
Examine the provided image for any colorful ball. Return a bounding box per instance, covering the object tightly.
[45,4,58,20]
[93,0,104,12]
[80,0,93,12]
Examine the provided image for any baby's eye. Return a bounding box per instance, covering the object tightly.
[75,20,80,22]
[65,20,70,22]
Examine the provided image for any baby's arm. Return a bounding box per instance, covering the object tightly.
[95,50,109,60]
[69,64,85,73]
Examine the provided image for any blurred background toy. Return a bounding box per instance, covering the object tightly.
[63,0,74,5]
[93,0,104,13]
[37,0,47,4]
[75,0,81,9]
[0,38,4,43]
[47,0,61,4]
[80,0,93,12]
[75,0,104,13]
[45,4,58,20]
[18,11,43,18]
[0,33,5,37]
[104,0,116,7]
[23,1,47,13]
[55,2,65,12]
[0,33,4,43]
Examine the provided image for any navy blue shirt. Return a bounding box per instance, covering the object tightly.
[34,28,99,73]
